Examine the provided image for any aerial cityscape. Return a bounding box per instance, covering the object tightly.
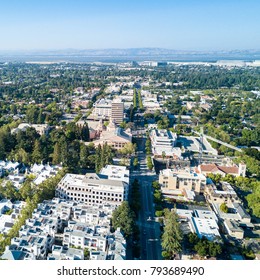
[0,1,259,262]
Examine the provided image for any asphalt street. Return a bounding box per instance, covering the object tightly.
[131,137,162,260]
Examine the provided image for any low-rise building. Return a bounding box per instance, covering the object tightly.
[211,201,253,239]
[223,220,244,239]
[1,198,126,260]
[0,160,21,174]
[191,217,220,241]
[30,163,62,185]
[159,169,207,195]
[150,129,181,159]
[11,123,50,136]
[47,245,84,260]
[6,174,26,189]
[204,181,240,204]
[1,245,35,260]
[176,208,220,241]
[0,200,25,234]
[63,222,107,252]
[198,162,246,177]
[56,173,129,207]
[10,235,49,259]
[107,228,126,260]
[99,165,130,185]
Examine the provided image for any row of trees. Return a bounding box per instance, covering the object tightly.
[146,156,153,170]
[133,89,144,111]
[145,137,152,154]
[95,143,114,173]
[0,169,66,255]
[152,181,164,216]
[129,179,141,216]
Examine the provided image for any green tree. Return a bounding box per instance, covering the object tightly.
[52,142,61,164]
[119,142,136,157]
[220,203,228,213]
[112,201,135,238]
[147,156,153,170]
[247,188,260,217]
[32,140,43,163]
[19,178,35,200]
[133,157,139,168]
[4,181,19,200]
[162,151,166,160]
[161,209,182,259]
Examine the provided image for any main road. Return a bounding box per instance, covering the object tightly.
[131,137,162,260]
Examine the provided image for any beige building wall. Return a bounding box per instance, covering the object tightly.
[159,172,205,194]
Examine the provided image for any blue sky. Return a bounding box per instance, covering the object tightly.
[0,0,259,51]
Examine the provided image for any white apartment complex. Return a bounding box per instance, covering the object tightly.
[56,173,129,207]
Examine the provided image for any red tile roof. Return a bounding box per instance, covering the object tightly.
[200,164,239,175]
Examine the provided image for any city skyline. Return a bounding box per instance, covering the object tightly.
[0,0,259,51]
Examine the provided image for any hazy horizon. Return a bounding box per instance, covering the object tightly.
[1,48,260,53]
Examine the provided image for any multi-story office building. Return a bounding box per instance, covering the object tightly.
[111,100,124,125]
[150,129,180,158]
[93,99,112,119]
[159,169,206,195]
[56,173,129,207]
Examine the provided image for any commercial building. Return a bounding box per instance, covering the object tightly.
[111,100,124,125]
[159,169,207,195]
[99,165,129,185]
[204,181,240,204]
[150,129,181,159]
[56,173,129,207]
[176,208,220,241]
[191,217,220,241]
[93,99,112,119]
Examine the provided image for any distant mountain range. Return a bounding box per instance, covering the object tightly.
[1,48,260,62]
